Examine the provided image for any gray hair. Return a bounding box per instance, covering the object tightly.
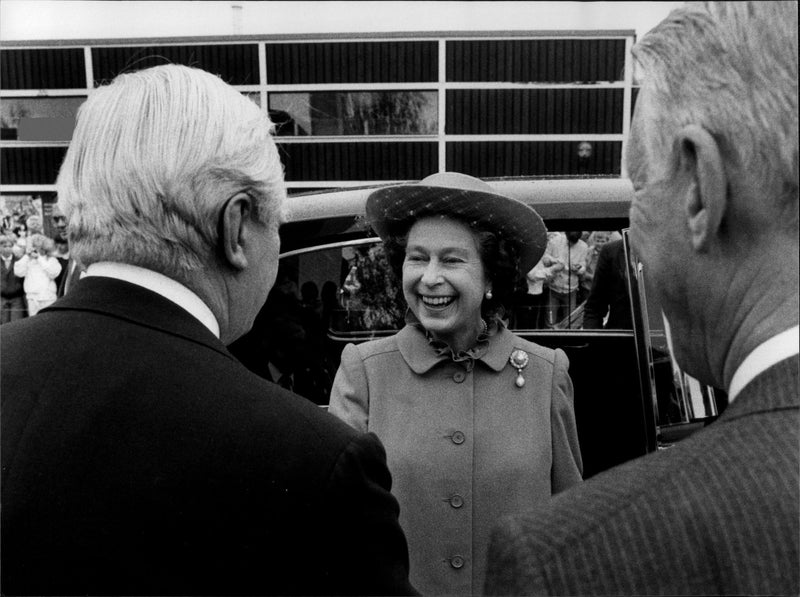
[632,1,798,227]
[56,64,286,277]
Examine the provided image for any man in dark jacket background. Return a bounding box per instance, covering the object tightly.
[582,238,633,330]
[0,233,26,323]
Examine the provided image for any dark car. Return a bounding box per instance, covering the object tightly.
[229,175,724,479]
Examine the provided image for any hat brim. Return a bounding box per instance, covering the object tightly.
[366,184,547,273]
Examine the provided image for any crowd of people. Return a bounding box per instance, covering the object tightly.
[228,267,342,405]
[513,229,624,330]
[0,206,71,323]
[1,2,797,596]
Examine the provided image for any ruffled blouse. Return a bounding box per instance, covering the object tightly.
[404,309,502,371]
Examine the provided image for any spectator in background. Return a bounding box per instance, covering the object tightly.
[517,254,560,329]
[582,238,633,330]
[50,203,68,244]
[1,234,26,323]
[17,213,44,254]
[576,141,593,174]
[485,3,798,595]
[300,280,324,341]
[13,233,61,316]
[321,279,339,330]
[231,271,333,405]
[49,203,71,296]
[578,230,611,304]
[545,230,588,327]
[25,214,43,236]
[12,221,28,255]
[49,202,86,296]
[341,264,362,312]
[301,280,321,313]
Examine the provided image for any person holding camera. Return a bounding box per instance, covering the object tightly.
[13,233,61,316]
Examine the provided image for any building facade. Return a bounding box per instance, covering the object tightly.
[1,31,636,229]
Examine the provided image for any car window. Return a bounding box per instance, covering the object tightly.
[281,228,631,336]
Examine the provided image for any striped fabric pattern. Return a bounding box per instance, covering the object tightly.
[484,356,799,596]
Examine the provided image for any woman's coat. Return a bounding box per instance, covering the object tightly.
[329,323,583,596]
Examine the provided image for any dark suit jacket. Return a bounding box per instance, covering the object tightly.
[485,355,799,596]
[1,277,415,596]
[583,239,633,330]
[1,256,24,298]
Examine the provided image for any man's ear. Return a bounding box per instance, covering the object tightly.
[219,193,254,270]
[676,124,727,252]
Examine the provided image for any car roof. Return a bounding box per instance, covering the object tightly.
[279,175,635,255]
[284,175,634,223]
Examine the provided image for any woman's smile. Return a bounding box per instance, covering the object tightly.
[420,294,456,309]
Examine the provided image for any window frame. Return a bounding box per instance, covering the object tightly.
[1,30,636,197]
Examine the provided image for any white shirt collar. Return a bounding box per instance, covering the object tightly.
[728,325,799,403]
[84,262,220,338]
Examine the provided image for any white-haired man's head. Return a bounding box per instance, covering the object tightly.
[627,1,798,387]
[56,64,287,280]
[630,1,798,230]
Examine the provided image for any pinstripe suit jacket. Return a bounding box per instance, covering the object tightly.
[484,355,799,596]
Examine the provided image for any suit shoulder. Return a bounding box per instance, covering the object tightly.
[488,419,799,594]
[494,416,796,554]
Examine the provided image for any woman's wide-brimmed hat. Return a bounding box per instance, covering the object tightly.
[366,172,547,272]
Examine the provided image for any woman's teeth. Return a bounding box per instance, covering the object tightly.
[422,296,455,307]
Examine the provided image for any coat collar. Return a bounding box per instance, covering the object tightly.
[42,276,233,361]
[395,322,518,374]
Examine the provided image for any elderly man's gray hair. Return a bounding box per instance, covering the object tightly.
[56,64,286,278]
[631,1,798,228]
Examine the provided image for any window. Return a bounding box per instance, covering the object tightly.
[446,39,626,83]
[91,44,259,85]
[269,91,437,136]
[0,48,86,89]
[1,32,636,195]
[265,41,438,84]
[1,97,85,141]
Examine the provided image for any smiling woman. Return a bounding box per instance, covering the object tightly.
[328,171,584,596]
[401,217,492,352]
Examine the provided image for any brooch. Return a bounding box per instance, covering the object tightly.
[509,349,529,388]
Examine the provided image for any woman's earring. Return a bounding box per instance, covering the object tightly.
[485,289,493,300]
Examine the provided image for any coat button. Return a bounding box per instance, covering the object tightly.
[450,494,464,508]
[451,431,465,445]
[450,555,465,569]
[453,371,466,383]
